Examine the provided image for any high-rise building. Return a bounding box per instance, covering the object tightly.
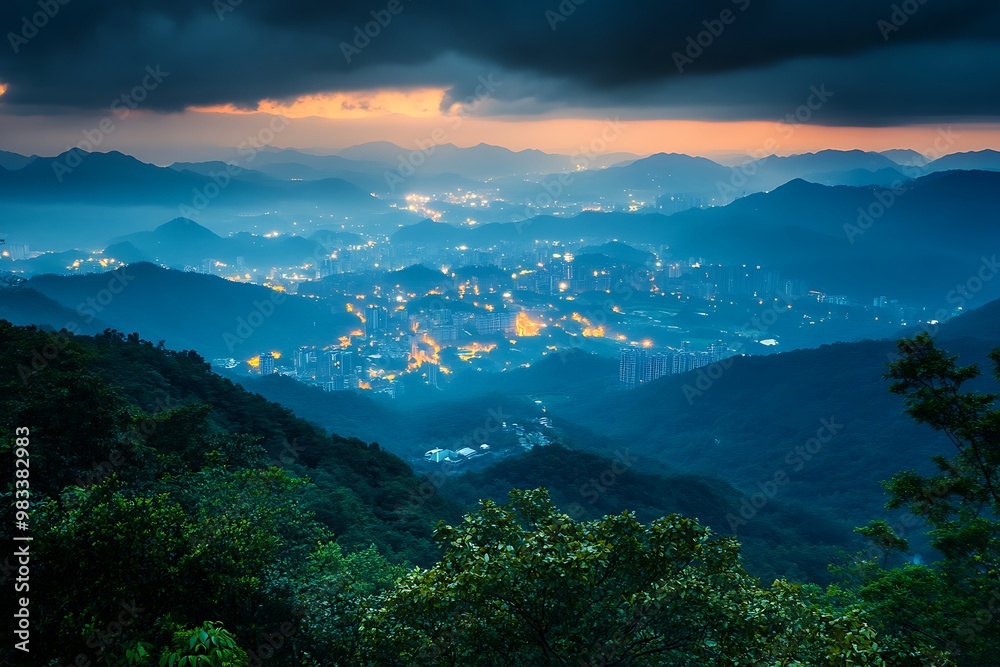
[294,348,318,377]
[315,352,333,379]
[365,304,387,337]
[260,352,276,375]
[431,324,458,342]
[430,308,452,326]
[474,312,516,335]
[332,351,354,377]
[644,353,672,383]
[4,243,29,260]
[619,348,644,388]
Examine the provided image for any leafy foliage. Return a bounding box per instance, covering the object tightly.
[1,320,989,665]
[0,322,444,666]
[363,488,947,666]
[835,333,1000,665]
[160,622,248,667]
[445,442,856,584]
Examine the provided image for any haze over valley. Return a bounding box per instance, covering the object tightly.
[4,1,1000,664]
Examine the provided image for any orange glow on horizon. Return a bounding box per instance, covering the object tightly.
[190,88,449,120]
[176,98,1000,157]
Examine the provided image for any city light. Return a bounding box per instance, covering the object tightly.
[458,343,497,361]
[515,312,545,337]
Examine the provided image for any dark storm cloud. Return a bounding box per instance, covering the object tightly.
[0,0,998,124]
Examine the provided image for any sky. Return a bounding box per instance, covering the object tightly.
[1,0,999,161]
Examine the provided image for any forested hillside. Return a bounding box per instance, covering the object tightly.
[3,321,997,665]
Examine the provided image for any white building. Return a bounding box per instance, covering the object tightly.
[425,448,457,463]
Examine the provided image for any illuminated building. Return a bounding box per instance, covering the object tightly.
[644,353,671,383]
[619,348,644,388]
[260,352,276,375]
[333,351,354,377]
[365,304,387,336]
[475,311,516,335]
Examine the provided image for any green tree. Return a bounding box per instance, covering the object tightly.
[855,519,911,569]
[362,488,942,666]
[295,542,407,665]
[159,621,248,667]
[839,334,1000,665]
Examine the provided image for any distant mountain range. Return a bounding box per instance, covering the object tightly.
[0,262,358,356]
[392,169,1000,302]
[3,145,999,256]
[6,165,997,302]
[8,144,990,211]
[107,217,344,270]
[0,149,374,207]
[0,150,379,248]
[880,149,930,167]
[735,149,904,192]
[923,149,1000,173]
[0,218,365,276]
[0,149,37,170]
[500,148,988,207]
[576,241,654,266]
[337,141,636,178]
